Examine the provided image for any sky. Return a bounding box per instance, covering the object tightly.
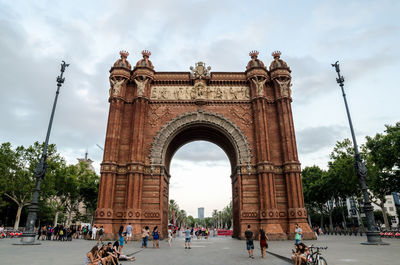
[0,0,399,217]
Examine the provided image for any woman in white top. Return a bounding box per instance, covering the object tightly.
[168,228,172,246]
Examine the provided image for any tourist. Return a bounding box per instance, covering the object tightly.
[294,223,302,245]
[112,240,135,263]
[92,225,97,241]
[291,244,300,264]
[98,226,104,244]
[168,226,172,247]
[126,223,133,243]
[141,226,149,248]
[244,225,254,259]
[84,245,101,265]
[152,226,160,248]
[259,228,268,259]
[41,225,47,240]
[36,225,41,240]
[118,226,124,251]
[293,243,308,265]
[184,227,191,249]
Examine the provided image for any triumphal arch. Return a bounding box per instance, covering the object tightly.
[95,50,314,239]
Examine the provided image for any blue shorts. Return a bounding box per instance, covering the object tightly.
[295,239,301,245]
[185,237,191,242]
[246,240,254,250]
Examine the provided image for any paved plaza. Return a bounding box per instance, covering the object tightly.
[1,236,400,265]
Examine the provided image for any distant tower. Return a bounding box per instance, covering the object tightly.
[198,207,204,219]
[77,150,95,172]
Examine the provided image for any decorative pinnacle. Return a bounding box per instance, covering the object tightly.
[272,51,281,59]
[142,50,151,58]
[120,50,129,58]
[249,50,259,58]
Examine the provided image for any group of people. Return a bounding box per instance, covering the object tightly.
[244,225,269,259]
[85,241,135,265]
[37,224,77,241]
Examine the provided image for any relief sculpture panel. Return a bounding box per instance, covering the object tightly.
[150,85,250,100]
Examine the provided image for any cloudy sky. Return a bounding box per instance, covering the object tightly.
[1,0,399,217]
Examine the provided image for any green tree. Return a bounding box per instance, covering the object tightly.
[302,166,330,228]
[327,139,360,229]
[365,122,400,228]
[0,142,63,229]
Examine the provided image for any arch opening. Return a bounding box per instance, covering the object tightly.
[164,124,237,174]
[169,141,232,220]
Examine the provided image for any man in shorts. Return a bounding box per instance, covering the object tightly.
[244,225,254,259]
[184,227,191,249]
[126,223,133,243]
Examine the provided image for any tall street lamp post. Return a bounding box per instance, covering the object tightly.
[16,61,69,245]
[331,61,387,245]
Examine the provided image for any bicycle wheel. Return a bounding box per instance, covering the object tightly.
[318,257,328,265]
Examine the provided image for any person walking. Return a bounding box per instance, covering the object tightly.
[152,226,160,248]
[118,226,125,251]
[141,226,149,248]
[259,228,268,259]
[168,227,172,247]
[126,223,133,243]
[294,223,302,245]
[184,227,191,249]
[98,226,104,244]
[244,225,254,259]
[91,225,97,241]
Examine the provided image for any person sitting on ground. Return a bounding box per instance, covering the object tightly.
[84,245,102,265]
[152,226,160,248]
[98,244,115,265]
[293,243,309,265]
[291,244,300,264]
[112,240,135,262]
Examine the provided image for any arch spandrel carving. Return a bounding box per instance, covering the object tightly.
[149,111,252,170]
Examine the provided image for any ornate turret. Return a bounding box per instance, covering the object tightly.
[246,50,266,70]
[132,50,155,81]
[135,50,154,69]
[270,51,292,98]
[245,50,269,98]
[113,50,132,70]
[109,51,131,99]
[269,51,291,79]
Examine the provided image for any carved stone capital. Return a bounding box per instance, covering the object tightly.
[260,208,280,219]
[288,208,307,219]
[95,208,114,219]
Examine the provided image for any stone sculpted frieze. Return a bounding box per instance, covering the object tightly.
[150,85,250,100]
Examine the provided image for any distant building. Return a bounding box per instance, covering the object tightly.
[198,207,204,219]
[77,151,95,172]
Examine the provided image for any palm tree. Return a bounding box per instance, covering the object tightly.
[168,199,179,224]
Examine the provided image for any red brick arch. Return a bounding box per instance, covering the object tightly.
[95,51,315,240]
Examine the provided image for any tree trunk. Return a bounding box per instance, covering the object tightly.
[319,205,324,229]
[53,211,59,227]
[380,203,390,229]
[14,205,23,230]
[341,208,347,229]
[329,210,333,230]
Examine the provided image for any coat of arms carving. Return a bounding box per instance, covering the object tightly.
[190,62,211,79]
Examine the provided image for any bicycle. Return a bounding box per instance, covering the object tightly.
[306,245,328,265]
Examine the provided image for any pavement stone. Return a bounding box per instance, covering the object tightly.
[266,235,400,265]
[2,235,399,265]
[0,236,289,265]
